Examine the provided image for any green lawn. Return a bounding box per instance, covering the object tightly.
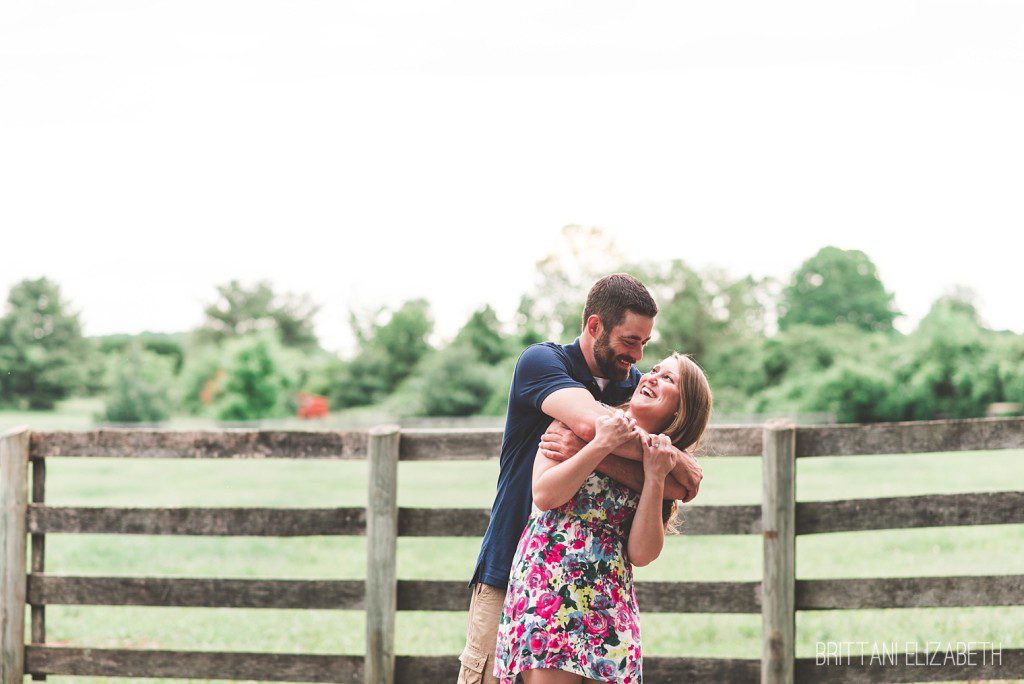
[4,405,1024,683]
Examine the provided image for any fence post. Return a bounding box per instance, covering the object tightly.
[365,425,400,684]
[1,427,30,684]
[762,420,796,684]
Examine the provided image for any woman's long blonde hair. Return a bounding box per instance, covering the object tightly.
[622,352,713,533]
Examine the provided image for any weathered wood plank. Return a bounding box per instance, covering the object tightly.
[398,429,502,460]
[797,575,1024,610]
[794,647,1024,683]
[28,505,366,536]
[1,427,30,684]
[398,504,760,537]
[796,416,1024,457]
[398,425,763,460]
[394,655,760,683]
[26,417,1024,462]
[762,421,796,684]
[365,426,399,684]
[27,575,366,609]
[796,491,1024,534]
[29,429,368,459]
[24,645,362,682]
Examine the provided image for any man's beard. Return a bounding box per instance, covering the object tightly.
[594,330,630,382]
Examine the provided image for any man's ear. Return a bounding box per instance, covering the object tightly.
[585,314,603,338]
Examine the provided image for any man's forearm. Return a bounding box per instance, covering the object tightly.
[594,455,688,500]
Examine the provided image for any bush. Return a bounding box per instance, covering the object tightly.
[214,334,293,421]
[102,342,175,423]
[177,343,227,415]
[803,361,901,423]
[416,345,505,417]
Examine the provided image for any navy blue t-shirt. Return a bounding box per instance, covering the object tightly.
[469,338,642,590]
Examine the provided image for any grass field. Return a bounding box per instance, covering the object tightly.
[4,405,1024,683]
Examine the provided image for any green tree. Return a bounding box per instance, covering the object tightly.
[103,341,175,423]
[195,280,320,350]
[803,360,901,423]
[214,334,293,421]
[417,344,502,416]
[778,246,900,332]
[0,277,88,409]
[453,305,512,365]
[892,292,1001,420]
[326,299,434,409]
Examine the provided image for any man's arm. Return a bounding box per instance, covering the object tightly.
[540,388,698,500]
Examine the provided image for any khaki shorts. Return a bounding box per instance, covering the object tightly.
[457,582,507,684]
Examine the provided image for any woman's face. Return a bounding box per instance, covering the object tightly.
[631,355,683,431]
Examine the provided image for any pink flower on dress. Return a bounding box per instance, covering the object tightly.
[547,631,567,653]
[525,565,552,590]
[535,591,563,619]
[529,631,548,656]
[511,593,528,620]
[525,534,546,554]
[584,611,610,636]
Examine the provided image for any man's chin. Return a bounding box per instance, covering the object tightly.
[606,367,630,382]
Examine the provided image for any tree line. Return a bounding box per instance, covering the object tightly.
[1,227,1021,424]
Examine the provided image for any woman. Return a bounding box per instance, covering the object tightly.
[493,353,712,684]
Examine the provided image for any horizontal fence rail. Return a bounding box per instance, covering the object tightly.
[2,417,1022,684]
[26,415,1024,461]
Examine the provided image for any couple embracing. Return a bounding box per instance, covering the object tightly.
[458,274,712,684]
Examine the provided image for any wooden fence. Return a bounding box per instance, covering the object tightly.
[1,417,1023,684]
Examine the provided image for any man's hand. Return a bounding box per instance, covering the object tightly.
[674,448,703,503]
[538,420,587,462]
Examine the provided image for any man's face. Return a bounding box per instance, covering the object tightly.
[593,311,655,381]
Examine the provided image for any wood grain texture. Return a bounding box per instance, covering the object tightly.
[365,426,399,684]
[796,491,1024,534]
[762,421,796,684]
[795,416,1024,457]
[27,575,365,609]
[796,575,1024,610]
[24,646,362,682]
[29,429,368,459]
[1,427,29,684]
[28,505,366,536]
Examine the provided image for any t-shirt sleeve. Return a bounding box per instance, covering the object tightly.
[511,344,587,412]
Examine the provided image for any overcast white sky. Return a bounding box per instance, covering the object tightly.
[1,0,1021,354]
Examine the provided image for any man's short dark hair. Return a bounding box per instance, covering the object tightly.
[582,273,658,331]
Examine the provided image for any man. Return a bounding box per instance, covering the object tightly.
[457,273,703,684]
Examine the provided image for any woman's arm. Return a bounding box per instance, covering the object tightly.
[539,421,693,501]
[532,411,635,511]
[626,433,676,567]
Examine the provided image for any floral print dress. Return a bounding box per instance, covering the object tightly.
[494,471,643,683]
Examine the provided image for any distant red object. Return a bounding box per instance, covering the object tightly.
[297,393,329,419]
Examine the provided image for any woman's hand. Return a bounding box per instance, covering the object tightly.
[593,409,637,451]
[641,432,678,479]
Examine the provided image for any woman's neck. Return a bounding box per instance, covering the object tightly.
[625,407,663,435]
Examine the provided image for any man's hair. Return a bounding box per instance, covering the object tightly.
[581,273,658,331]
